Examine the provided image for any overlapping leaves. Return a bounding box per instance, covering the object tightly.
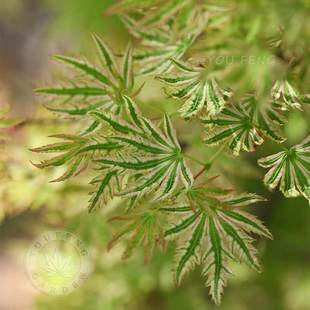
[203,96,286,155]
[93,95,194,202]
[31,1,310,306]
[32,95,193,211]
[133,28,202,76]
[121,7,207,76]
[271,80,306,110]
[113,0,197,30]
[258,135,310,203]
[202,81,309,156]
[31,134,121,183]
[107,204,166,263]
[110,0,227,32]
[128,0,188,29]
[36,34,135,119]
[162,187,272,305]
[158,59,231,118]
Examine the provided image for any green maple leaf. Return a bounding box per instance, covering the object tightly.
[88,169,122,212]
[134,30,201,76]
[271,80,306,110]
[92,95,194,202]
[121,10,207,76]
[32,95,193,211]
[162,187,272,305]
[203,96,286,155]
[158,59,232,118]
[258,135,310,204]
[31,134,122,183]
[36,34,136,121]
[107,204,167,262]
[111,0,195,30]
[132,0,188,29]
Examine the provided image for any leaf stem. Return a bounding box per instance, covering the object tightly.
[208,143,226,165]
[193,144,226,180]
[194,165,209,180]
[184,154,205,166]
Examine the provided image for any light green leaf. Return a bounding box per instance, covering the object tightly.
[203,96,285,156]
[110,136,166,155]
[31,136,120,181]
[98,156,172,171]
[54,55,111,86]
[271,80,305,110]
[164,210,200,238]
[175,212,207,284]
[153,162,180,200]
[223,193,267,207]
[204,217,227,305]
[46,101,109,116]
[107,206,166,262]
[258,135,310,203]
[221,210,272,239]
[37,34,137,118]
[122,44,133,89]
[92,33,118,78]
[162,186,271,305]
[123,95,145,131]
[139,0,188,28]
[134,30,202,75]
[158,60,231,118]
[88,170,119,212]
[50,157,84,183]
[163,114,181,149]
[90,111,139,135]
[179,84,207,118]
[94,97,193,201]
[35,86,107,97]
[179,160,194,189]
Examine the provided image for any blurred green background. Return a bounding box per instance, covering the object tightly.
[0,0,309,309]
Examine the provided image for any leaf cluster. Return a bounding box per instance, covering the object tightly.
[33,0,309,304]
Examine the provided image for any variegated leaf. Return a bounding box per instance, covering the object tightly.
[36,34,137,119]
[138,0,188,28]
[134,31,200,76]
[162,187,272,305]
[203,96,286,156]
[271,80,305,110]
[158,60,231,118]
[107,205,166,263]
[88,170,121,212]
[258,135,310,203]
[115,0,210,76]
[94,95,193,200]
[31,135,122,183]
[123,9,207,76]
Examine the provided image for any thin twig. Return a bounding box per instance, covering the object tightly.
[193,144,227,180]
[184,154,205,166]
[194,165,210,180]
